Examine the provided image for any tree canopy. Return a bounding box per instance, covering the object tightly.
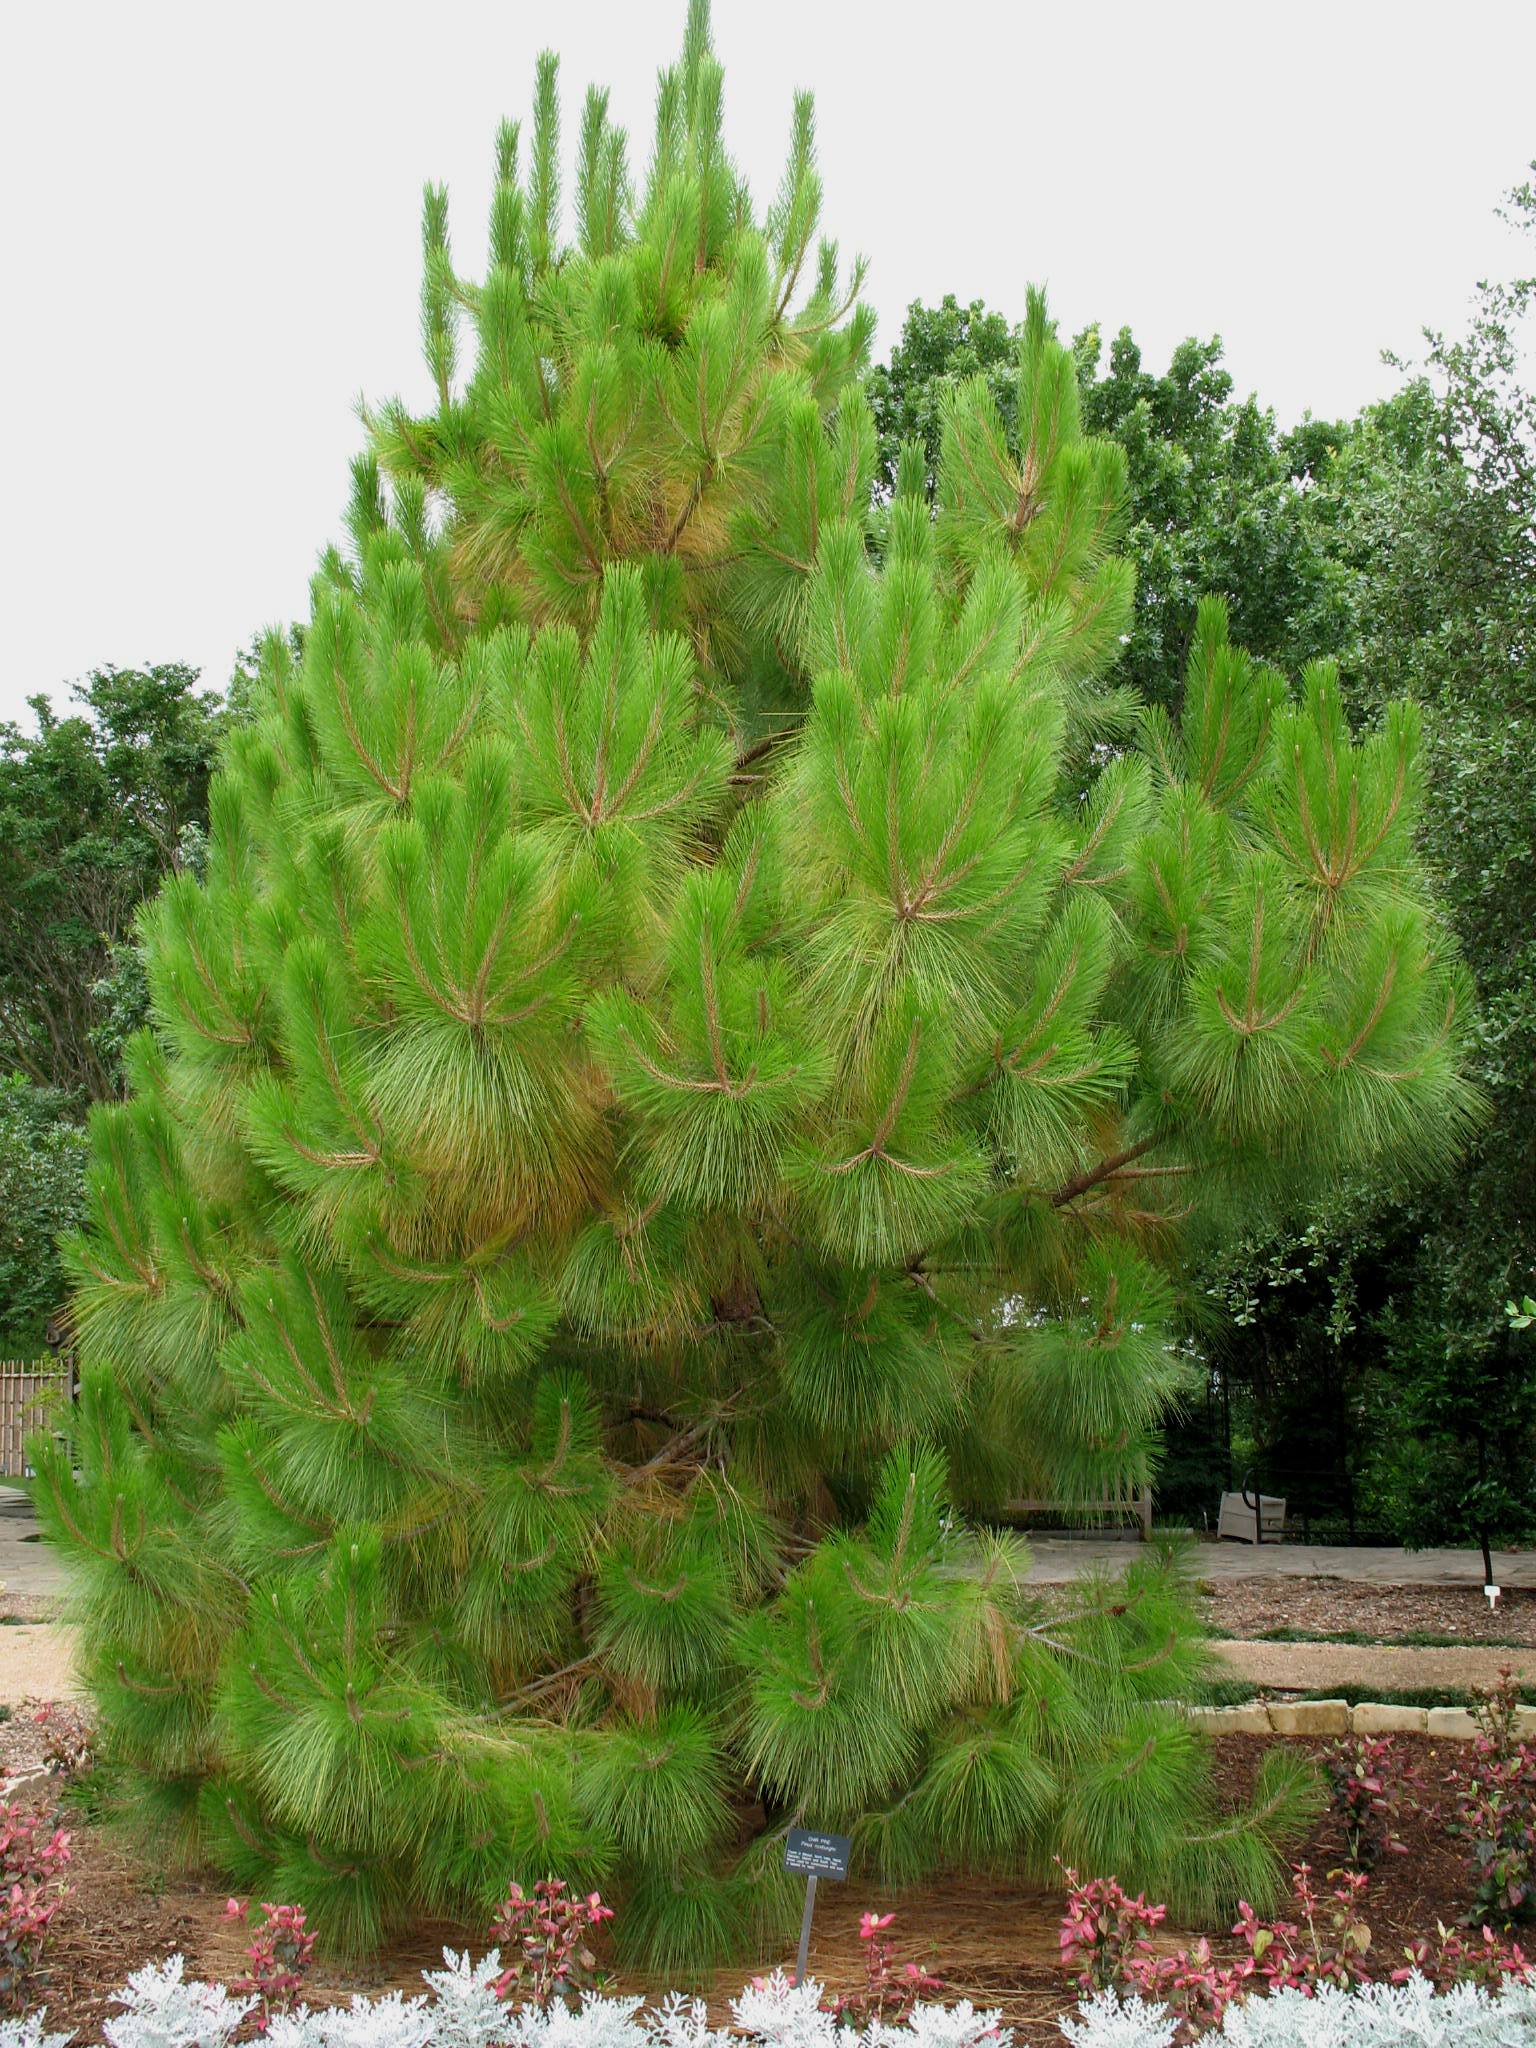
[0,1077,86,1351]
[0,664,225,1101]
[0,664,227,1345]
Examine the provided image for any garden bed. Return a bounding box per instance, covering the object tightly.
[7,1735,1498,2047]
[1199,1575,1536,1649]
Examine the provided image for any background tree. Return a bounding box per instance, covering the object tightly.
[869,300,1348,710]
[1309,180,1536,1312]
[1186,1198,1403,1537]
[0,664,226,1100]
[0,664,228,1344]
[1075,328,1348,710]
[866,294,1017,498]
[871,176,1536,1555]
[1374,1300,1536,1585]
[1213,173,1536,1550]
[0,1078,87,1352]
[36,7,1476,1968]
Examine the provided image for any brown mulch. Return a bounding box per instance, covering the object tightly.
[1201,1577,1536,1647]
[1205,1735,1472,1965]
[9,1735,1487,2047]
[0,1702,53,1783]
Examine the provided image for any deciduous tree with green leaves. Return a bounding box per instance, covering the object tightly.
[868,299,1349,711]
[1194,170,1536,1554]
[36,6,1478,1968]
[0,1078,87,1351]
[1305,174,1536,1332]
[0,664,226,1100]
[0,664,227,1343]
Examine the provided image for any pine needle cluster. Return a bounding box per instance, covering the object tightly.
[34,2,1477,1968]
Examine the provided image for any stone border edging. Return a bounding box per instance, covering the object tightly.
[1188,1699,1536,1738]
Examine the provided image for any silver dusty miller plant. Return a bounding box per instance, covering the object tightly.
[6,1957,1536,2048]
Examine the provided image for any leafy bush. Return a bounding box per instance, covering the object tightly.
[1448,1669,1536,1928]
[8,1958,1005,2048]
[1058,1869,1170,1994]
[0,1080,85,1352]
[1229,1865,1374,1996]
[1322,1736,1420,1870]
[100,1954,253,2048]
[224,1901,317,2029]
[1470,1666,1526,1760]
[1450,1754,1536,1931]
[0,2018,71,2048]
[488,1880,614,2010]
[1056,1856,1536,2038]
[1397,1921,1533,1991]
[824,1911,944,2026]
[0,1802,71,2011]
[32,1704,94,1783]
[1064,1976,1536,2046]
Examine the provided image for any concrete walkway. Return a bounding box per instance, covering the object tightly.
[1024,1537,1536,1588]
[0,1489,77,1706]
[0,1485,67,1601]
[8,1485,1528,1596]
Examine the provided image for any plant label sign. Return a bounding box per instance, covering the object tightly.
[784,1829,851,1985]
[784,1828,851,1880]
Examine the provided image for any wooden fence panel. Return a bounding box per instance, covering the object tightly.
[0,1360,73,1479]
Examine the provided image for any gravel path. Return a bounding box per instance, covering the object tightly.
[1212,1637,1536,1693]
[0,1621,80,1704]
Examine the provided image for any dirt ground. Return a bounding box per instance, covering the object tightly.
[1200,1576,1536,1647]
[3,1734,1489,2048]
[0,1622,82,1706]
[0,1705,53,1786]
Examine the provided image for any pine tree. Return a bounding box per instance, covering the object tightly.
[34,5,1479,1969]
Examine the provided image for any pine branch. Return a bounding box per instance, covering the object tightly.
[1048,1135,1162,1208]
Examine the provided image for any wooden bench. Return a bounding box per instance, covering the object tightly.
[1007,1484,1153,1539]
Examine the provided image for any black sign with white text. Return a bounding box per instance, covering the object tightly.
[783,1828,851,1880]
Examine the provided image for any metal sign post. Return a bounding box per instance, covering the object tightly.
[793,1873,818,1987]
[783,1827,851,1986]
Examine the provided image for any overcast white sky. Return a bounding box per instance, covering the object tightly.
[4,0,1534,728]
